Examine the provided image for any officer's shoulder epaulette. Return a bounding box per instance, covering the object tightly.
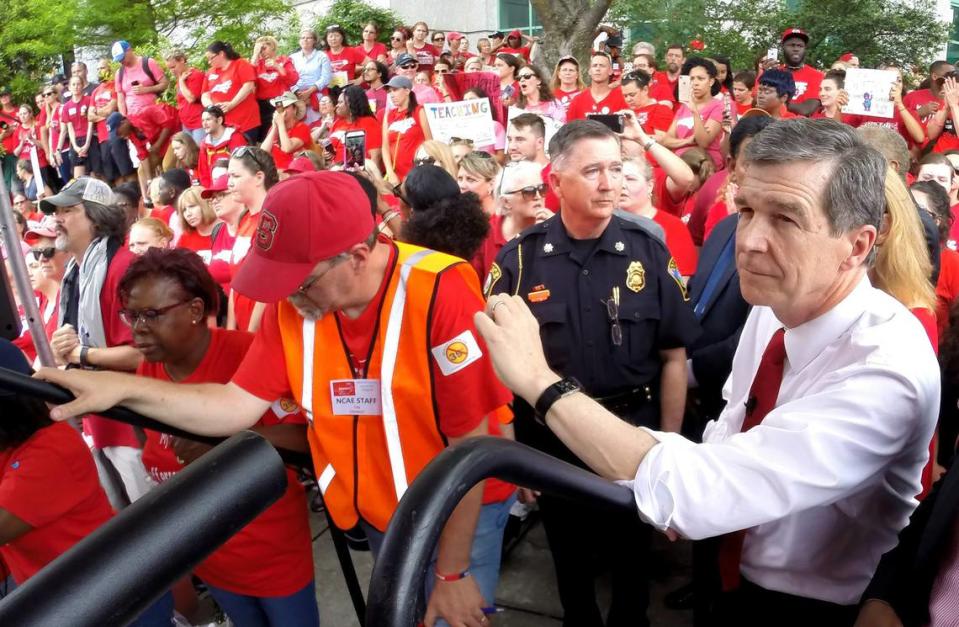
[498,219,549,257]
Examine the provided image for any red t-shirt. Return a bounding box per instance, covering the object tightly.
[176,68,206,129]
[553,88,582,110]
[91,81,116,141]
[176,225,234,288]
[410,43,439,75]
[268,121,314,170]
[232,241,515,503]
[650,71,678,107]
[39,106,59,156]
[138,329,314,596]
[565,87,629,121]
[903,88,941,125]
[202,59,259,132]
[148,203,175,227]
[253,56,298,101]
[471,213,507,282]
[0,422,114,584]
[936,247,959,337]
[786,64,824,104]
[652,210,698,276]
[60,96,92,142]
[356,42,387,62]
[0,106,19,152]
[498,46,532,62]
[14,123,47,167]
[386,106,426,179]
[128,103,179,159]
[231,211,261,332]
[652,166,692,218]
[329,115,383,163]
[633,102,673,135]
[326,47,366,82]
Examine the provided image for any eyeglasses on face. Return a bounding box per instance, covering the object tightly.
[413,156,436,167]
[43,92,55,97]
[296,254,349,294]
[119,299,193,327]
[399,63,417,70]
[517,73,536,81]
[30,247,55,261]
[507,183,547,200]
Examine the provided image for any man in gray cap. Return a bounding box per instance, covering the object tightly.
[390,54,441,109]
[40,176,150,506]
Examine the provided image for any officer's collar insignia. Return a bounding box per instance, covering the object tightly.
[543,243,554,253]
[626,260,646,293]
[614,241,625,252]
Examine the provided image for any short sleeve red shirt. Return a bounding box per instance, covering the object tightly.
[356,42,387,62]
[269,121,314,170]
[253,56,298,100]
[653,166,690,218]
[652,210,698,276]
[633,102,673,135]
[787,64,824,103]
[60,96,92,140]
[0,107,19,152]
[329,115,383,163]
[0,422,114,584]
[553,88,582,110]
[91,81,116,140]
[137,328,314,596]
[177,68,207,129]
[326,47,366,81]
[651,71,678,107]
[202,59,259,132]
[386,106,426,179]
[410,43,439,74]
[565,87,629,121]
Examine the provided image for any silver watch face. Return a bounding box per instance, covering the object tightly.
[556,379,580,396]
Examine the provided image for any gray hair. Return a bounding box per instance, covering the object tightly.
[856,124,910,178]
[548,119,621,171]
[85,201,128,240]
[743,118,885,239]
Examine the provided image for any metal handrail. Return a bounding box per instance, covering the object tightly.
[365,436,638,626]
[0,431,286,627]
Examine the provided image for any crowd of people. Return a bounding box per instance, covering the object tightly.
[1,18,959,627]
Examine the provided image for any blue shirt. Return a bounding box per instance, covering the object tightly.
[290,49,332,92]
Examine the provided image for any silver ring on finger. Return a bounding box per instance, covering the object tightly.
[491,300,508,315]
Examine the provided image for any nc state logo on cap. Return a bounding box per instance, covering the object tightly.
[255,211,278,251]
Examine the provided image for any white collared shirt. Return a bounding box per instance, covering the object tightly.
[624,276,940,604]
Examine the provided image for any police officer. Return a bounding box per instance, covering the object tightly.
[486,120,700,627]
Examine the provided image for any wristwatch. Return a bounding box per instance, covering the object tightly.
[642,138,657,151]
[534,377,583,425]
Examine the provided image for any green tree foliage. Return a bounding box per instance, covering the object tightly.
[0,0,78,101]
[611,0,948,74]
[304,0,404,51]
[72,0,295,56]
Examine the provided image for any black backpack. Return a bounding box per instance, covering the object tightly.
[118,56,160,87]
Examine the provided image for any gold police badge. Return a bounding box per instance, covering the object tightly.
[626,261,646,293]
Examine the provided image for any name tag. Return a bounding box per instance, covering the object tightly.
[330,379,382,415]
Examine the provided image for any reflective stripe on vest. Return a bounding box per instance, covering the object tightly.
[299,248,436,503]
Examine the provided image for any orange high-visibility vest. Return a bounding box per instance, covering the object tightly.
[277,242,481,532]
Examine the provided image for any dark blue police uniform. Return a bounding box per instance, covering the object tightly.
[486,212,701,627]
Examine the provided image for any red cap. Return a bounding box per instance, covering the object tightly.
[840,52,855,62]
[447,32,464,41]
[200,174,230,199]
[232,171,374,302]
[508,29,522,40]
[781,28,809,43]
[23,216,58,244]
[284,156,316,174]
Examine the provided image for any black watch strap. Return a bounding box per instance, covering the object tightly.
[534,377,583,424]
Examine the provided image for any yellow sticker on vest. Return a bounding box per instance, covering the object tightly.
[432,330,483,376]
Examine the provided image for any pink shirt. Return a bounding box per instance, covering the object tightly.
[673,99,724,169]
[115,57,164,116]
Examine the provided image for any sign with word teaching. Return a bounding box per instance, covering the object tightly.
[842,69,898,119]
[424,99,496,146]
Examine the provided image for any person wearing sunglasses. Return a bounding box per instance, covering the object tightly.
[431,31,447,51]
[118,248,319,626]
[388,26,412,65]
[483,120,699,627]
[12,217,68,365]
[515,65,566,124]
[39,171,516,627]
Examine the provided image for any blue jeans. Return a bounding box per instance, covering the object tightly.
[362,492,516,621]
[206,579,319,627]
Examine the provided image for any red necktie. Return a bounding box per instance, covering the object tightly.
[718,327,787,591]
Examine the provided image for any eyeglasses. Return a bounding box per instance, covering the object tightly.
[435,68,450,74]
[506,183,547,200]
[605,288,623,347]
[296,255,348,295]
[119,299,193,328]
[449,137,474,146]
[433,37,445,43]
[391,36,404,42]
[399,63,417,69]
[232,145,268,173]
[517,73,536,81]
[30,247,55,261]
[413,156,436,167]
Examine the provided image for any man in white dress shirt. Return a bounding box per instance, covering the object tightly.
[477,118,940,626]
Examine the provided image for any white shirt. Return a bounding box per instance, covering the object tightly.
[624,276,939,605]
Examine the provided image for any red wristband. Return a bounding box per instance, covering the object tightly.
[434,568,471,582]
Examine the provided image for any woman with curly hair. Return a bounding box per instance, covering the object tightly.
[398,165,490,264]
[516,64,566,124]
[330,84,382,167]
[661,57,724,169]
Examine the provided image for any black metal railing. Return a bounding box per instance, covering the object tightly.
[0,431,285,627]
[366,436,638,626]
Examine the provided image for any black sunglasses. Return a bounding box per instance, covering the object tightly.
[517,73,536,80]
[232,145,268,172]
[605,292,623,347]
[399,62,417,69]
[413,156,436,167]
[506,183,547,200]
[391,183,409,205]
[30,247,55,261]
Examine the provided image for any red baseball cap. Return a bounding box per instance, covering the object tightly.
[284,156,316,175]
[232,171,374,303]
[200,174,230,199]
[781,28,809,43]
[23,216,58,244]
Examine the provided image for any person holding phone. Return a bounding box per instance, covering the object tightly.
[260,92,314,170]
[661,57,725,169]
[330,85,382,169]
